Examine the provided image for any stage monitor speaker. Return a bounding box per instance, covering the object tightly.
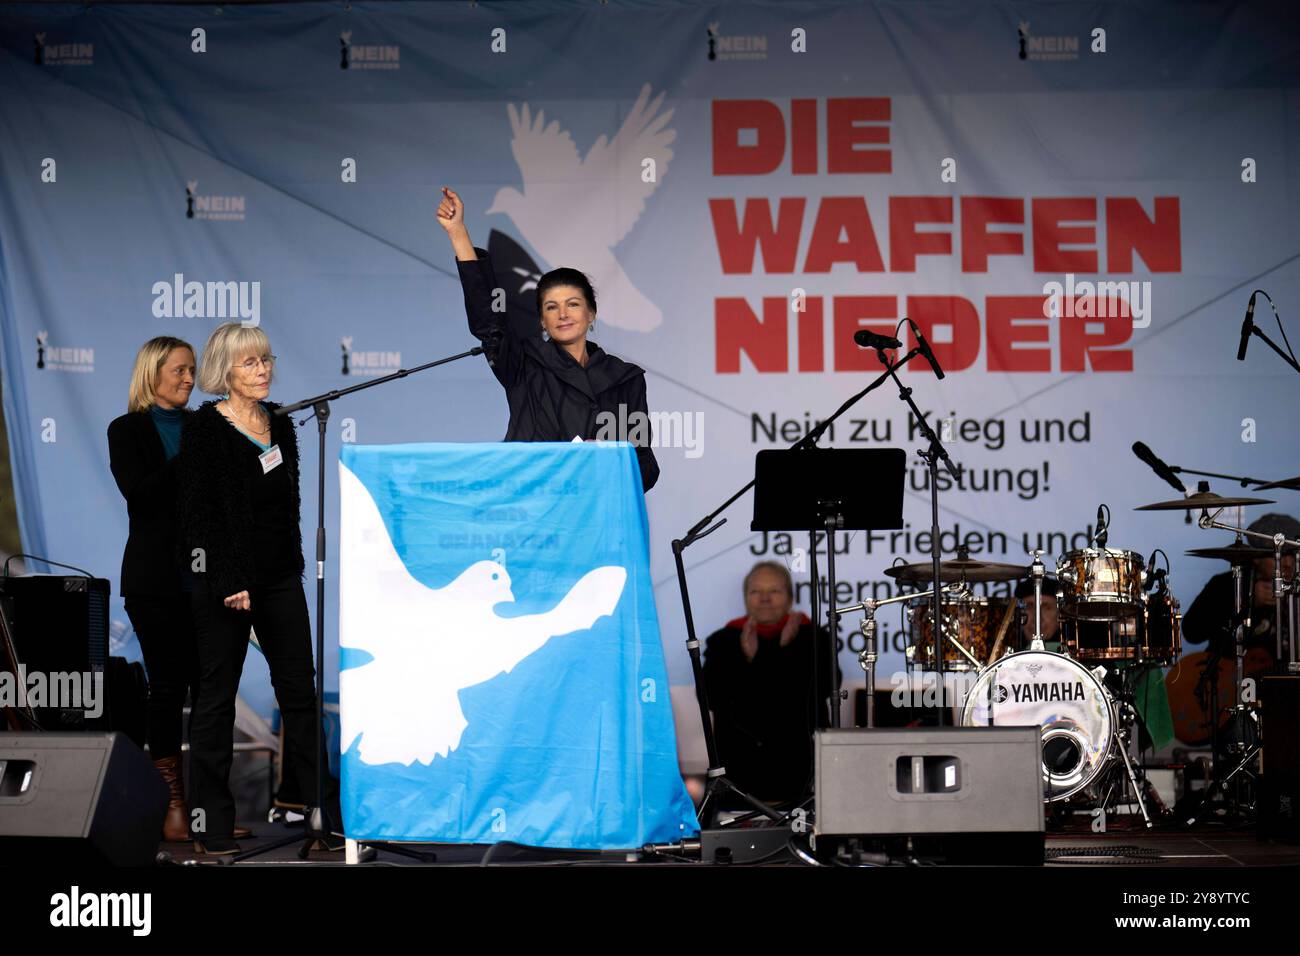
[0,575,111,732]
[1259,677,1300,843]
[0,732,167,867]
[1261,677,1300,783]
[815,727,1043,841]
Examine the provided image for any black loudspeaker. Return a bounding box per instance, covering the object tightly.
[814,728,1044,863]
[0,575,111,731]
[0,732,167,866]
[1259,677,1300,843]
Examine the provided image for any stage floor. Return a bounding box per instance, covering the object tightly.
[160,819,1300,867]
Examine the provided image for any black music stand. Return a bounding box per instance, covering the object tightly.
[752,448,906,733]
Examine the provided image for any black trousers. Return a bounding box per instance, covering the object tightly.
[188,573,322,839]
[123,591,199,760]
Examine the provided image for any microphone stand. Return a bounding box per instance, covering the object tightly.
[673,348,925,828]
[880,350,962,721]
[1239,294,1300,375]
[1167,465,1277,489]
[231,346,483,863]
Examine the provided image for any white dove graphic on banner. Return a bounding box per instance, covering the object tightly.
[486,82,675,332]
[338,464,627,767]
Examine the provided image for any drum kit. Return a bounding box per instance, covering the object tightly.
[837,485,1300,827]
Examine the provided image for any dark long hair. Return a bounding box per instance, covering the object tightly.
[535,268,597,316]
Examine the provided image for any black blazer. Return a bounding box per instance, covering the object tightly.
[107,410,186,597]
[176,401,304,600]
[457,249,660,492]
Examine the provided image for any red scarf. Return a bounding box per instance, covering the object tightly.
[726,612,810,638]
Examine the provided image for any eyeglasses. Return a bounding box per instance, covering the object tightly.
[233,355,276,372]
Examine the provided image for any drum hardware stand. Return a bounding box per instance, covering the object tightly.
[671,348,923,828]
[1179,513,1299,825]
[837,584,966,727]
[1186,734,1260,826]
[1104,700,1157,828]
[1028,550,1048,651]
[1195,511,1300,671]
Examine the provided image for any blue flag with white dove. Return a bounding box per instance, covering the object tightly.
[338,442,697,849]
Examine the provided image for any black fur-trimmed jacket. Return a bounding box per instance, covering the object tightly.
[176,400,304,600]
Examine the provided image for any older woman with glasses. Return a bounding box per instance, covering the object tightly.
[177,322,331,855]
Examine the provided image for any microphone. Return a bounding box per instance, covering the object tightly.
[907,318,946,380]
[1237,292,1257,362]
[1143,550,1164,591]
[1131,441,1187,493]
[1095,504,1109,549]
[853,329,902,351]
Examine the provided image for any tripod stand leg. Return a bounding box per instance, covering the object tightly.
[1185,744,1260,826]
[703,772,787,825]
[1114,731,1154,829]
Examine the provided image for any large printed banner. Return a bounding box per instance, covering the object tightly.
[337,441,696,848]
[1,2,1298,730]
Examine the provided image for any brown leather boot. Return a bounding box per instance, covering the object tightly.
[153,755,190,842]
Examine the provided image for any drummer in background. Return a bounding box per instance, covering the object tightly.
[1015,576,1063,652]
[702,561,837,806]
[1183,512,1300,669]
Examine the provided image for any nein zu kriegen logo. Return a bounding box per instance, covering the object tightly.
[341,337,402,377]
[1017,22,1080,61]
[706,22,767,62]
[35,330,94,373]
[339,30,400,71]
[185,179,246,221]
[34,32,94,66]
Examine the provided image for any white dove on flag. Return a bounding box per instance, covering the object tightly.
[338,464,627,767]
[486,82,676,332]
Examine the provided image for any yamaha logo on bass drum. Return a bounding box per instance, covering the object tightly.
[995,680,1088,704]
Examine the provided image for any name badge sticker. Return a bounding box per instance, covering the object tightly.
[259,444,284,474]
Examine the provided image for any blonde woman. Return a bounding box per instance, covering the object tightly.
[107,337,203,843]
[177,322,330,854]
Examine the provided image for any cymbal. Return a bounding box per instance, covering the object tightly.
[1135,491,1274,511]
[1254,476,1300,491]
[885,559,1026,584]
[1186,543,1274,565]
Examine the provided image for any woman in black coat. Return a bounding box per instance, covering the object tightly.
[176,321,331,855]
[107,336,202,842]
[435,186,659,492]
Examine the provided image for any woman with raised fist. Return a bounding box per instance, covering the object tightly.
[435,185,659,492]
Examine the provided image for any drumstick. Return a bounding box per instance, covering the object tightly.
[987,599,1019,666]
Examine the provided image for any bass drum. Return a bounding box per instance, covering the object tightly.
[961,651,1115,802]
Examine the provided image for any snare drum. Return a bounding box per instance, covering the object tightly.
[1057,547,1146,619]
[1143,592,1183,665]
[961,650,1115,802]
[908,595,1013,670]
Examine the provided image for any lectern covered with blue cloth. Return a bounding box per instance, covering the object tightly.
[337,442,697,849]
